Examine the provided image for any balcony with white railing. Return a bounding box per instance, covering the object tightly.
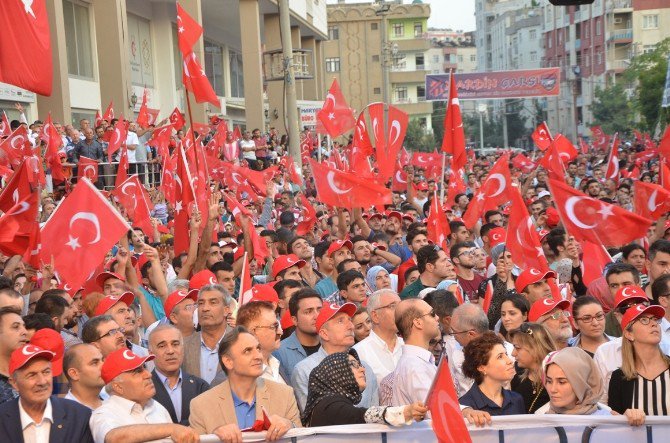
[609,59,630,71]
[609,29,633,42]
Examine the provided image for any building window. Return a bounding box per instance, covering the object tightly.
[417,85,426,101]
[415,54,425,69]
[530,51,537,62]
[596,52,602,65]
[548,35,552,49]
[643,44,656,53]
[204,40,224,96]
[395,86,408,102]
[470,54,476,62]
[63,0,94,79]
[325,57,340,72]
[432,54,439,63]
[372,55,380,62]
[584,24,589,38]
[529,29,537,40]
[596,19,601,35]
[585,55,590,67]
[127,14,154,88]
[373,87,381,94]
[371,22,378,31]
[328,26,339,40]
[229,51,244,98]
[458,55,463,62]
[643,15,659,29]
[414,22,423,37]
[393,23,404,37]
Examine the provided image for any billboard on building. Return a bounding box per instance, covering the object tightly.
[426,68,560,101]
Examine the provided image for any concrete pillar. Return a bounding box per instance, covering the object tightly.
[150,2,180,113]
[301,36,317,101]
[264,14,285,135]
[176,0,207,124]
[37,0,71,123]
[314,40,324,102]
[239,0,265,131]
[92,0,132,117]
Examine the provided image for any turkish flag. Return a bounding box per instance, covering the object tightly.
[232,126,242,142]
[659,125,670,160]
[0,190,39,258]
[115,146,129,189]
[580,240,613,288]
[317,79,356,137]
[0,0,52,95]
[426,193,450,250]
[579,137,590,155]
[161,157,175,206]
[591,125,609,150]
[391,167,408,193]
[399,147,411,168]
[441,71,466,171]
[248,217,270,264]
[368,103,409,183]
[506,189,549,272]
[102,101,115,122]
[169,108,186,131]
[426,357,472,443]
[40,114,66,182]
[224,193,252,219]
[531,122,552,151]
[634,181,670,219]
[94,110,102,128]
[605,133,620,183]
[309,159,392,209]
[136,89,150,129]
[229,163,278,197]
[0,126,30,167]
[445,168,467,208]
[182,52,220,108]
[174,145,196,255]
[660,157,670,190]
[146,108,160,126]
[41,178,130,291]
[511,153,536,174]
[462,154,512,228]
[0,160,33,213]
[284,155,303,186]
[481,280,494,314]
[411,151,442,168]
[295,193,317,236]
[107,118,128,162]
[176,2,203,56]
[352,112,374,158]
[77,156,99,182]
[539,134,577,181]
[111,175,153,223]
[549,178,653,247]
[0,112,11,137]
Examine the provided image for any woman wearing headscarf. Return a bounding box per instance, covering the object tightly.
[536,347,610,415]
[366,266,398,293]
[302,350,427,427]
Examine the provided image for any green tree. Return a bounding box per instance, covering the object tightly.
[431,101,446,144]
[404,118,436,152]
[591,83,635,134]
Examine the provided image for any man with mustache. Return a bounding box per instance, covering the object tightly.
[149,325,209,426]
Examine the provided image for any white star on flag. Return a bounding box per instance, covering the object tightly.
[328,113,335,120]
[597,204,614,219]
[175,201,183,214]
[66,236,81,251]
[179,26,185,33]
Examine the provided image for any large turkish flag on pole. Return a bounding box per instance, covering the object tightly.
[41,179,131,291]
[441,71,466,171]
[0,0,52,95]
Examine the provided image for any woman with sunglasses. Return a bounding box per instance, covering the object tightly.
[459,332,525,415]
[302,350,428,426]
[608,304,670,425]
[509,323,556,413]
[569,296,613,357]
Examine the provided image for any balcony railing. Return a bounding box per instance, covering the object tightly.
[608,0,633,11]
[610,59,630,70]
[609,29,632,41]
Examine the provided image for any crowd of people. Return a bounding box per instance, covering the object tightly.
[0,109,669,443]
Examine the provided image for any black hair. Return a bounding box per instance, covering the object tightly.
[423,289,460,319]
[22,313,55,331]
[288,288,323,317]
[649,239,670,262]
[416,244,441,273]
[336,270,365,291]
[651,274,670,305]
[621,243,646,260]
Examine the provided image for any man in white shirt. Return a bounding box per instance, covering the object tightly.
[234,301,286,384]
[62,343,105,410]
[0,344,93,442]
[389,298,441,406]
[89,348,198,443]
[239,130,257,169]
[449,303,491,398]
[353,289,403,384]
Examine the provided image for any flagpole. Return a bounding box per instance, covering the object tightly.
[439,153,447,203]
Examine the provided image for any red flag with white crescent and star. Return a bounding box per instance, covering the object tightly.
[174,145,196,255]
[309,159,391,209]
[136,89,150,129]
[604,133,620,184]
[40,113,66,182]
[506,188,549,272]
[445,168,467,209]
[115,146,129,189]
[176,2,203,56]
[482,280,494,315]
[40,178,131,291]
[317,79,356,138]
[441,71,466,172]
[426,193,450,251]
[0,112,11,137]
[531,122,552,151]
[182,52,220,108]
[0,125,31,167]
[0,159,33,213]
[169,108,186,131]
[0,189,39,260]
[633,181,670,219]
[102,101,115,122]
[426,357,472,443]
[580,240,613,288]
[462,154,512,229]
[77,156,99,183]
[590,125,609,151]
[549,178,652,247]
[107,118,128,162]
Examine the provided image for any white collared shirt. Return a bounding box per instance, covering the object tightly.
[89,394,172,443]
[354,330,404,385]
[19,398,53,443]
[261,355,286,384]
[390,344,436,406]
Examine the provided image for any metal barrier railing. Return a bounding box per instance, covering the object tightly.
[50,161,162,192]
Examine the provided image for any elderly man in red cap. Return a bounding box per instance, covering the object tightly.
[0,344,93,442]
[90,348,198,443]
[529,298,573,349]
[290,302,379,411]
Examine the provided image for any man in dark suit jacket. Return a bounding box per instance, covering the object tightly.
[0,343,93,442]
[149,323,209,426]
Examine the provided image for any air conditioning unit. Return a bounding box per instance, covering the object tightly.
[614,17,623,24]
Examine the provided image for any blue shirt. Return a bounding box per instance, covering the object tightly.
[231,390,257,429]
[314,277,337,299]
[273,331,307,382]
[139,286,166,321]
[156,369,183,422]
[200,335,224,384]
[459,384,525,416]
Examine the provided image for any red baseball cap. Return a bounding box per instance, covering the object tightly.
[515,268,556,293]
[95,271,126,287]
[368,213,383,221]
[327,240,353,257]
[403,214,415,223]
[315,302,357,332]
[614,285,648,308]
[386,211,402,221]
[538,229,550,242]
[416,182,429,191]
[163,289,198,318]
[189,270,217,290]
[250,284,279,304]
[101,348,155,384]
[30,329,65,377]
[621,304,665,330]
[488,227,507,248]
[94,292,135,317]
[528,298,571,322]
[545,207,560,229]
[272,254,306,279]
[9,345,55,376]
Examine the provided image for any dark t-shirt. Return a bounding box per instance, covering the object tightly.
[303,343,321,356]
[458,274,485,303]
[0,374,17,405]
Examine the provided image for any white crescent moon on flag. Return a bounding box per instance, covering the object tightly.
[565,196,597,230]
[11,202,30,216]
[325,93,336,110]
[83,165,97,177]
[10,135,25,150]
[389,120,402,147]
[69,212,102,244]
[649,190,660,213]
[326,171,352,195]
[174,173,183,193]
[487,174,506,197]
[395,170,406,184]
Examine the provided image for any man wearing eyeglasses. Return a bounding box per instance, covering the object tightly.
[528,298,573,350]
[236,301,286,384]
[651,274,670,343]
[450,242,485,304]
[82,315,126,359]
